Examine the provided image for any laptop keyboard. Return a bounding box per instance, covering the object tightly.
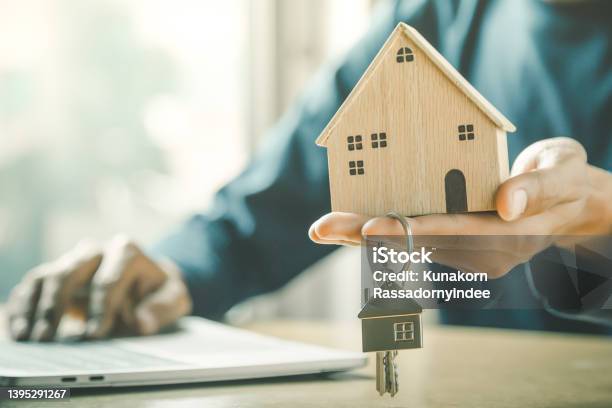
[0,341,182,373]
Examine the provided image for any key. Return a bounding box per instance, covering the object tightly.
[385,350,399,396]
[367,212,415,398]
[375,351,386,396]
[376,350,399,397]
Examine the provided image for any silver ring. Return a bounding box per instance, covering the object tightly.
[385,211,414,254]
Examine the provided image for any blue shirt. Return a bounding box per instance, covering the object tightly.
[152,0,612,333]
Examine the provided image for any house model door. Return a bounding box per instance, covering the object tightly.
[444,169,468,213]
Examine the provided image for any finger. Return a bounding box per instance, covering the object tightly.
[85,236,141,339]
[86,237,169,338]
[497,165,587,221]
[119,294,135,328]
[362,212,513,237]
[310,238,361,246]
[8,240,101,341]
[309,212,371,244]
[29,277,64,342]
[362,214,507,254]
[498,137,588,221]
[308,223,361,246]
[29,246,102,342]
[312,210,553,251]
[314,212,511,247]
[7,274,43,341]
[361,217,407,236]
[133,262,192,335]
[510,137,587,176]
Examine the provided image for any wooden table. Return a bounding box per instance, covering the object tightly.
[3,319,612,407]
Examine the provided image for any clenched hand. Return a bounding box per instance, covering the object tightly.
[7,236,192,341]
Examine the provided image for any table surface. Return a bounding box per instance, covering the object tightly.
[2,318,612,408]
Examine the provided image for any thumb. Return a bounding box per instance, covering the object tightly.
[496,137,587,221]
[510,137,586,176]
[134,262,192,335]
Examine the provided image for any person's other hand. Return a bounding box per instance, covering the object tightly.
[7,236,192,341]
[309,137,612,276]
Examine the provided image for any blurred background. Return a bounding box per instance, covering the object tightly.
[0,0,381,322]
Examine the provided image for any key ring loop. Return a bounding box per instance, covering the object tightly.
[385,211,414,289]
[385,211,414,255]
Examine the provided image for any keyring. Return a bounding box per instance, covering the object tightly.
[385,211,414,255]
[385,211,414,289]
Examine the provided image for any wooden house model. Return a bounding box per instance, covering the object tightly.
[316,23,516,216]
[358,296,423,352]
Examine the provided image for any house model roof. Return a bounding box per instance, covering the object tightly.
[358,295,423,319]
[316,23,516,147]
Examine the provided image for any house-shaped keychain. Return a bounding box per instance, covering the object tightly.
[359,286,423,395]
[358,294,423,352]
[315,23,516,217]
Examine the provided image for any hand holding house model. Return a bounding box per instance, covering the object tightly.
[315,22,516,397]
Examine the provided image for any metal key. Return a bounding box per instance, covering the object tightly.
[376,350,399,397]
[385,350,399,396]
[375,351,386,395]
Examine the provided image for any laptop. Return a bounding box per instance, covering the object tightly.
[0,317,366,387]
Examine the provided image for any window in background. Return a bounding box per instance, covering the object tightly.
[0,0,376,319]
[0,0,249,298]
[230,0,373,322]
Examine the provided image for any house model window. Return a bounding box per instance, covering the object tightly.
[458,124,475,141]
[393,322,414,342]
[347,135,363,151]
[396,47,414,63]
[349,160,364,176]
[371,132,387,148]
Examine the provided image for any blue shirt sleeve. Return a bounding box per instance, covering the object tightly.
[149,0,446,319]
